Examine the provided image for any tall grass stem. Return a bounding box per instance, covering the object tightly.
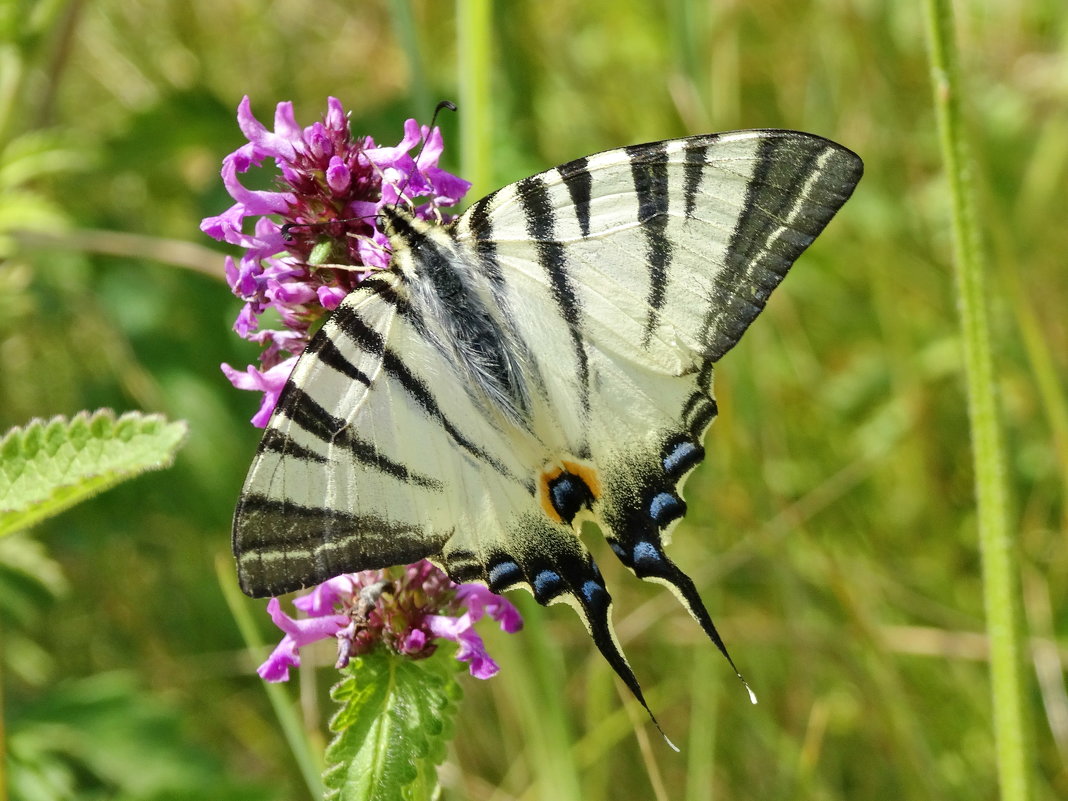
[456,0,493,196]
[216,556,324,800]
[385,0,429,117]
[921,2,1032,799]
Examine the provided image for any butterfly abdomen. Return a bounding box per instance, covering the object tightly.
[382,206,535,425]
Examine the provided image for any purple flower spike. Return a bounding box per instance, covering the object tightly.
[203,96,470,425]
[207,101,516,684]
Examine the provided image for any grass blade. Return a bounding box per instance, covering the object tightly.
[921,2,1033,799]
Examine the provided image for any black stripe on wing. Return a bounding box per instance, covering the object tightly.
[625,142,673,347]
[463,191,505,282]
[330,302,523,484]
[234,495,447,597]
[303,336,373,385]
[277,386,443,490]
[258,427,327,464]
[557,156,593,237]
[700,133,863,361]
[681,392,718,439]
[516,174,591,415]
[360,274,410,313]
[683,141,711,219]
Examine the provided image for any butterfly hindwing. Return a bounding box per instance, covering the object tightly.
[233,128,862,718]
[448,128,861,693]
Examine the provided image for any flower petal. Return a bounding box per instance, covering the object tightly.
[456,584,523,633]
[221,357,298,426]
[325,97,347,130]
[317,284,348,309]
[294,575,358,616]
[264,597,348,646]
[236,96,298,163]
[326,155,352,194]
[257,635,300,682]
[220,153,293,217]
[426,612,500,679]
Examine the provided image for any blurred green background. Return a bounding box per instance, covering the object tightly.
[1,0,1065,799]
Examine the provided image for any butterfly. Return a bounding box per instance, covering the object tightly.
[233,129,863,724]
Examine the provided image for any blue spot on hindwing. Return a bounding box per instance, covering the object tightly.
[662,440,702,477]
[581,580,604,603]
[649,491,685,525]
[533,569,563,598]
[488,560,522,588]
[633,540,661,566]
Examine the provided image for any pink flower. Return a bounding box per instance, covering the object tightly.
[427,613,501,679]
[456,584,524,633]
[257,598,349,681]
[203,96,470,425]
[220,357,297,428]
[256,561,522,682]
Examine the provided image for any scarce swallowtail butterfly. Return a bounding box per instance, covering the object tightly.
[233,129,863,723]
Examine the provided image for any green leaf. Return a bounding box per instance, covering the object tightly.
[7,672,275,801]
[0,409,188,538]
[323,650,462,801]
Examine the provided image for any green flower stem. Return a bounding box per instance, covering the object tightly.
[457,0,493,197]
[385,0,429,117]
[216,555,324,800]
[921,2,1032,800]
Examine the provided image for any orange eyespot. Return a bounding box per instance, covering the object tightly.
[537,459,601,525]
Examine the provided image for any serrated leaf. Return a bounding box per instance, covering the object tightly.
[323,650,462,801]
[0,410,188,537]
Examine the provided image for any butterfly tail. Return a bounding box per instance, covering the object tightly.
[559,555,683,743]
[560,561,674,740]
[620,534,757,704]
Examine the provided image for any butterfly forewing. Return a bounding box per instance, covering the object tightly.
[233,128,862,719]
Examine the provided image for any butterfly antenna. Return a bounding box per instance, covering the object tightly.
[393,100,457,210]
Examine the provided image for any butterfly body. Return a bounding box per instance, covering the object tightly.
[234,129,862,715]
